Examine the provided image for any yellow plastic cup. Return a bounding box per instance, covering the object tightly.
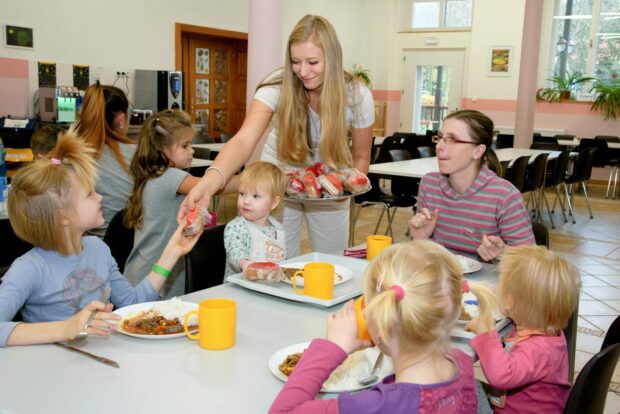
[366,235,392,260]
[354,296,372,342]
[292,262,335,300]
[184,298,236,350]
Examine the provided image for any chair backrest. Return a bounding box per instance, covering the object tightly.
[103,209,134,273]
[563,343,620,414]
[385,149,418,198]
[530,142,561,151]
[507,155,531,192]
[193,147,211,160]
[594,135,620,143]
[496,134,514,149]
[375,135,412,163]
[601,315,620,351]
[564,308,578,383]
[416,146,436,158]
[533,136,559,144]
[578,138,608,167]
[545,149,571,187]
[531,222,549,248]
[184,224,227,294]
[523,153,549,193]
[567,148,597,182]
[499,160,511,179]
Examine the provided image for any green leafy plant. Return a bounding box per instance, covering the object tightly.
[590,77,620,120]
[536,71,595,102]
[351,64,372,88]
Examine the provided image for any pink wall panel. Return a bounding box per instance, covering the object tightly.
[0,78,30,117]
[0,57,29,79]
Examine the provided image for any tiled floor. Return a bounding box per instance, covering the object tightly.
[216,181,620,412]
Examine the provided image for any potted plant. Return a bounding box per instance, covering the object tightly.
[351,64,372,88]
[536,71,595,102]
[590,77,620,120]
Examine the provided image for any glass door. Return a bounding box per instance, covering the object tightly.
[400,50,464,133]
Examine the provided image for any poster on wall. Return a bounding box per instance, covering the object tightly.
[488,46,513,77]
[3,25,34,49]
[73,65,90,90]
[38,61,57,87]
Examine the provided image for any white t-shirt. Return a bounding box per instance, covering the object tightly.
[254,74,375,168]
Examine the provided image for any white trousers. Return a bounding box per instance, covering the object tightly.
[282,198,350,257]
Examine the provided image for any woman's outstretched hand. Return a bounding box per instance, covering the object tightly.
[408,208,439,240]
[178,180,212,223]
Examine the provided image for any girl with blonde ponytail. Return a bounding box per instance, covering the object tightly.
[270,240,478,413]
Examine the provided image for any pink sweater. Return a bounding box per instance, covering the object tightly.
[470,329,571,414]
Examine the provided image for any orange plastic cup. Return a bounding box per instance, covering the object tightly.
[184,298,236,350]
[292,262,335,300]
[366,235,392,260]
[354,296,372,341]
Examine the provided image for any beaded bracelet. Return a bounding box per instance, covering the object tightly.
[206,166,226,190]
[151,264,171,278]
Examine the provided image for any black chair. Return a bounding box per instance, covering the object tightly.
[543,150,572,227]
[564,308,579,383]
[506,156,530,193]
[499,160,511,179]
[351,149,417,241]
[563,343,620,414]
[591,136,620,199]
[102,209,134,273]
[0,219,33,276]
[601,315,620,351]
[522,153,549,223]
[530,142,561,151]
[415,146,436,158]
[496,133,514,149]
[533,135,559,144]
[184,224,226,294]
[531,222,549,248]
[559,148,597,221]
[193,147,211,160]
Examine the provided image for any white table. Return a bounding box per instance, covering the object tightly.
[193,143,225,153]
[0,252,499,414]
[190,158,213,168]
[369,148,562,179]
[557,138,620,149]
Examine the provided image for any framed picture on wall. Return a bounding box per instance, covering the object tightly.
[488,46,512,77]
[3,24,34,49]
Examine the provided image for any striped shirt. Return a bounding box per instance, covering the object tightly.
[416,166,535,256]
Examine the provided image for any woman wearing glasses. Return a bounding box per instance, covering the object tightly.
[408,110,534,261]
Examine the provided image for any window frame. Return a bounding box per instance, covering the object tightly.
[406,0,474,31]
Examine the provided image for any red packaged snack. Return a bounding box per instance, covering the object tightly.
[306,162,330,177]
[183,207,212,236]
[286,176,306,197]
[343,169,371,194]
[316,173,344,197]
[242,262,285,282]
[303,171,322,198]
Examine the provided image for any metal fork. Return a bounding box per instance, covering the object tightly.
[463,228,504,249]
[71,287,111,344]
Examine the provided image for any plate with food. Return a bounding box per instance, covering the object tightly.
[280,262,354,286]
[285,164,371,202]
[455,255,483,274]
[268,342,392,393]
[115,298,199,339]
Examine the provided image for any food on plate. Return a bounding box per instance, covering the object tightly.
[121,298,198,335]
[286,176,306,197]
[279,351,305,376]
[317,173,344,197]
[183,206,212,236]
[306,162,330,177]
[243,261,285,282]
[343,169,371,194]
[279,348,376,389]
[282,267,344,282]
[303,171,322,198]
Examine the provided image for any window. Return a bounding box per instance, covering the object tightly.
[411,0,473,29]
[550,0,620,85]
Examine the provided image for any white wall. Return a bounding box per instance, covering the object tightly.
[1,0,249,69]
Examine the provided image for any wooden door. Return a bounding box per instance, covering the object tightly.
[187,37,247,140]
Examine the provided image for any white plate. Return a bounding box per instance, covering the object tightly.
[115,301,198,339]
[456,255,483,274]
[280,262,354,286]
[268,342,392,393]
[285,187,371,202]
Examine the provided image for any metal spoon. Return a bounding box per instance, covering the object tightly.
[358,352,384,386]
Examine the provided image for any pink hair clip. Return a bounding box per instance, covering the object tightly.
[462,279,470,293]
[51,158,61,165]
[376,271,386,293]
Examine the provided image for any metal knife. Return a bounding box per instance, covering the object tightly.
[54,342,120,368]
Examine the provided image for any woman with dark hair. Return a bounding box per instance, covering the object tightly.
[75,83,136,237]
[408,109,534,261]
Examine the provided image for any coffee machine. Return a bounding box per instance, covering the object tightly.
[134,70,183,112]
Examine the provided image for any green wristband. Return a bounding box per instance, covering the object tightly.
[152,264,171,278]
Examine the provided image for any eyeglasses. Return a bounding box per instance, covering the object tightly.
[432,134,478,145]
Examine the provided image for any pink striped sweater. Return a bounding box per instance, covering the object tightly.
[416,166,535,256]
